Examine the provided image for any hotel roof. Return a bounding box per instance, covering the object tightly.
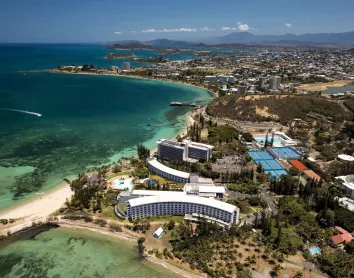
[128,194,237,213]
[335,175,354,191]
[131,190,185,197]
[147,158,190,179]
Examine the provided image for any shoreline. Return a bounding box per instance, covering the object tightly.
[298,80,352,92]
[0,182,72,222]
[1,219,204,278]
[0,70,211,226]
[58,223,203,277]
[44,68,216,97]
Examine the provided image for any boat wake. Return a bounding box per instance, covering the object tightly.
[0,108,42,117]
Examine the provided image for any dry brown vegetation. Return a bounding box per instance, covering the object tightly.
[206,94,350,125]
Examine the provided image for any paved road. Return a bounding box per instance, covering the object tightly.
[242,186,278,225]
[284,259,328,277]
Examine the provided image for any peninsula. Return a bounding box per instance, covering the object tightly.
[105,52,135,59]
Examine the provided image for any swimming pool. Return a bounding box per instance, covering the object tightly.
[309,246,321,255]
[255,137,282,143]
[113,178,133,191]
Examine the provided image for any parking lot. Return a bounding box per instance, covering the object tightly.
[212,155,243,173]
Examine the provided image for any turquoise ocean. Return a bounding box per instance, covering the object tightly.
[0,44,213,277]
[0,44,212,211]
[0,226,179,278]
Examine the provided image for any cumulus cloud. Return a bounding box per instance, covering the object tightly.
[285,23,292,27]
[114,31,122,35]
[238,23,249,31]
[141,28,197,33]
[222,22,251,32]
[221,26,237,31]
[199,26,215,32]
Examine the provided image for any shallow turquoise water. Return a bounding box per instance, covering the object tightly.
[0,226,178,278]
[0,45,212,211]
[323,84,354,94]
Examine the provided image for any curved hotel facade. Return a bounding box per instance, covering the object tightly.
[126,194,239,225]
[147,158,190,183]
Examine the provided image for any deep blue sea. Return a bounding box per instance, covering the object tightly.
[0,44,212,210]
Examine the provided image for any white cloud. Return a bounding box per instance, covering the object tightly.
[199,26,215,32]
[114,31,122,35]
[141,28,197,33]
[238,23,249,31]
[221,26,236,31]
[222,22,251,32]
[130,30,138,34]
[285,23,292,28]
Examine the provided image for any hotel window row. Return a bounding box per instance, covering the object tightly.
[126,201,238,224]
[147,163,189,183]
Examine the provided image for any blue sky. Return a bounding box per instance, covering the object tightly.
[1,0,354,42]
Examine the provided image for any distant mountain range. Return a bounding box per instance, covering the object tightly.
[109,31,354,47]
[206,31,354,45]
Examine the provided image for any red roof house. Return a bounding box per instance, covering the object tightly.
[329,226,353,247]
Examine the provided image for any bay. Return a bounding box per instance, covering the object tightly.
[0,44,212,211]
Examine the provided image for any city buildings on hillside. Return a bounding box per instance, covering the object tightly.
[126,194,239,227]
[157,139,214,162]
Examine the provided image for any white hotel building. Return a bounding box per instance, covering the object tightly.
[126,194,239,226]
[157,139,214,162]
[147,158,190,183]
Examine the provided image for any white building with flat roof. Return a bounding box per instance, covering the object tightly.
[337,197,354,212]
[123,62,130,70]
[336,175,354,197]
[157,139,213,162]
[157,139,185,161]
[185,140,214,162]
[126,194,239,225]
[147,158,190,183]
[269,76,281,90]
[338,154,354,162]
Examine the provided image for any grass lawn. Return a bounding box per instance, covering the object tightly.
[149,174,169,184]
[100,202,122,221]
[118,203,126,213]
[107,170,132,180]
[239,213,248,218]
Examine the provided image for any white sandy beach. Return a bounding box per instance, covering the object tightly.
[0,183,73,221]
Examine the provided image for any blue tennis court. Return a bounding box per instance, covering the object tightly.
[247,150,288,179]
[254,159,284,171]
[268,170,288,178]
[270,147,301,159]
[248,150,274,161]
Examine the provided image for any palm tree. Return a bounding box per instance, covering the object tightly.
[270,263,281,278]
[293,271,303,278]
[238,252,243,262]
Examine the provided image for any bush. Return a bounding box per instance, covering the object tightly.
[109,223,122,232]
[93,218,107,227]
